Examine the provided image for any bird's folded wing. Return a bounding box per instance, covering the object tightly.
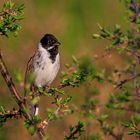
[24,53,35,94]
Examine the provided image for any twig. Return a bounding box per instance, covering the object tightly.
[115,73,140,89]
[130,0,138,14]
[0,109,21,119]
[66,126,80,139]
[0,11,5,16]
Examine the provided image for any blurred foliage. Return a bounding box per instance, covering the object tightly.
[0,1,24,37]
[123,114,140,137]
[25,116,41,136]
[0,106,7,128]
[61,56,97,87]
[91,0,140,139]
[64,121,84,140]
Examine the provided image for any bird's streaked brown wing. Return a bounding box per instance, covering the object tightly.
[24,53,35,94]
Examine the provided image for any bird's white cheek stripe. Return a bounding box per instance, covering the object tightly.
[47,46,54,50]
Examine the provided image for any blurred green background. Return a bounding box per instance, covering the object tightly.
[0,0,127,140]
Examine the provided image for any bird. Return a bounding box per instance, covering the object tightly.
[24,33,61,116]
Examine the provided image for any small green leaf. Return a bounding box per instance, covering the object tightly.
[31,96,40,105]
[72,55,78,64]
[92,34,101,39]
[28,126,36,136]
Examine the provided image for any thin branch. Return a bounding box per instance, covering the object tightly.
[0,11,5,16]
[0,109,21,120]
[115,73,140,89]
[66,126,80,139]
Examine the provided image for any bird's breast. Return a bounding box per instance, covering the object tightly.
[33,47,60,87]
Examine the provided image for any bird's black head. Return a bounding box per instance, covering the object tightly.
[40,34,60,63]
[40,34,60,49]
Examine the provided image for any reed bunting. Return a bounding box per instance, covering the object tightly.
[24,34,61,116]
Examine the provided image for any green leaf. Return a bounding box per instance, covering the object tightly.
[31,96,40,105]
[28,126,36,136]
[92,34,101,39]
[97,114,108,125]
[46,108,56,121]
[72,55,78,64]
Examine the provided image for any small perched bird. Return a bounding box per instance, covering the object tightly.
[24,34,61,116]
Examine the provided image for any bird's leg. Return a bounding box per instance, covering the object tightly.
[42,85,50,92]
[30,83,37,96]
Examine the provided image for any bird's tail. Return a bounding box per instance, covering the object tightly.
[34,104,39,116]
[30,103,39,116]
[29,84,40,116]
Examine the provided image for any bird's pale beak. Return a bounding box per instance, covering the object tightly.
[54,41,61,46]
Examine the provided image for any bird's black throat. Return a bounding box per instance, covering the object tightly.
[47,46,58,63]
